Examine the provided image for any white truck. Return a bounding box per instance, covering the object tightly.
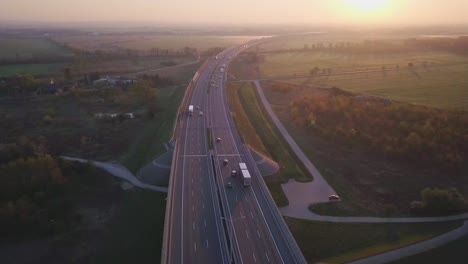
[239,163,251,187]
[188,105,194,116]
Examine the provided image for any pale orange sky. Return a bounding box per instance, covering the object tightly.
[1,0,468,25]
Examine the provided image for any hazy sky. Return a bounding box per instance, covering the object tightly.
[2,0,468,26]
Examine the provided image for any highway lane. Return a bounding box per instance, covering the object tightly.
[210,44,307,264]
[209,53,284,263]
[167,62,228,264]
[165,40,306,264]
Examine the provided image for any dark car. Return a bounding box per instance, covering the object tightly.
[227,182,233,189]
[216,137,222,142]
[328,194,340,201]
[223,159,228,165]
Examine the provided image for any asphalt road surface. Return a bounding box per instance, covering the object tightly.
[164,41,306,264]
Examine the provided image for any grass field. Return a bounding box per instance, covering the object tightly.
[0,37,72,59]
[286,217,461,264]
[123,85,186,173]
[54,35,261,52]
[390,233,468,264]
[72,56,195,76]
[259,51,468,109]
[0,62,67,76]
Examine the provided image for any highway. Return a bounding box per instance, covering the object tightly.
[163,40,306,264]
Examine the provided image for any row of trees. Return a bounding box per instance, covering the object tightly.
[261,36,468,55]
[0,138,114,238]
[289,92,467,168]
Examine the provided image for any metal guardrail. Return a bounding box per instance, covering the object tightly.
[160,140,178,264]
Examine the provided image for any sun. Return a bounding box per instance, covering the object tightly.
[342,0,389,12]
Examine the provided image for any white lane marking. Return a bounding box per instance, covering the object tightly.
[192,222,195,230]
[265,252,270,263]
[257,230,261,238]
[251,212,254,219]
[246,230,249,239]
[202,203,205,209]
[206,239,209,248]
[204,219,207,227]
[253,253,257,263]
[194,242,197,252]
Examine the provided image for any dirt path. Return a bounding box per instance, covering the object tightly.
[61,156,168,193]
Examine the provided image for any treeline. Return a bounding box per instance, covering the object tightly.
[70,46,198,62]
[405,36,468,55]
[0,138,114,239]
[289,91,467,169]
[260,36,468,55]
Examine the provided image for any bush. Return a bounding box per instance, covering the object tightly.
[412,188,467,215]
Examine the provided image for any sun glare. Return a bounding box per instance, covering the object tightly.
[342,0,389,12]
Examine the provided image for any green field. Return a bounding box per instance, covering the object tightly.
[391,234,468,264]
[259,51,468,109]
[0,37,72,59]
[55,35,261,52]
[0,62,67,76]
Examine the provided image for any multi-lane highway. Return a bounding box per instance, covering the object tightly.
[163,40,306,264]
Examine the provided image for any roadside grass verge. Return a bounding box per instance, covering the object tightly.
[390,233,468,264]
[226,82,269,155]
[226,81,311,206]
[285,217,462,264]
[237,82,310,183]
[122,85,185,173]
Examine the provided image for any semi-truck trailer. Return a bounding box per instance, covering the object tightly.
[188,105,194,116]
[240,169,251,187]
[238,163,251,187]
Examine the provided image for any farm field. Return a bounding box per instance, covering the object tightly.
[0,62,67,76]
[71,56,196,75]
[54,35,261,52]
[259,51,468,109]
[0,37,73,59]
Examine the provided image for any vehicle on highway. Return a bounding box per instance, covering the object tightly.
[216,137,222,142]
[227,182,232,189]
[199,111,203,116]
[231,170,237,177]
[328,194,341,201]
[239,163,251,187]
[188,105,194,116]
[223,159,228,165]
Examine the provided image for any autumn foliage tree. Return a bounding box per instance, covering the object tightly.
[289,91,468,169]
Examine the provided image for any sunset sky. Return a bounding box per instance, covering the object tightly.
[2,0,468,26]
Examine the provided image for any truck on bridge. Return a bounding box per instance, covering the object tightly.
[239,163,251,187]
[188,105,194,116]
